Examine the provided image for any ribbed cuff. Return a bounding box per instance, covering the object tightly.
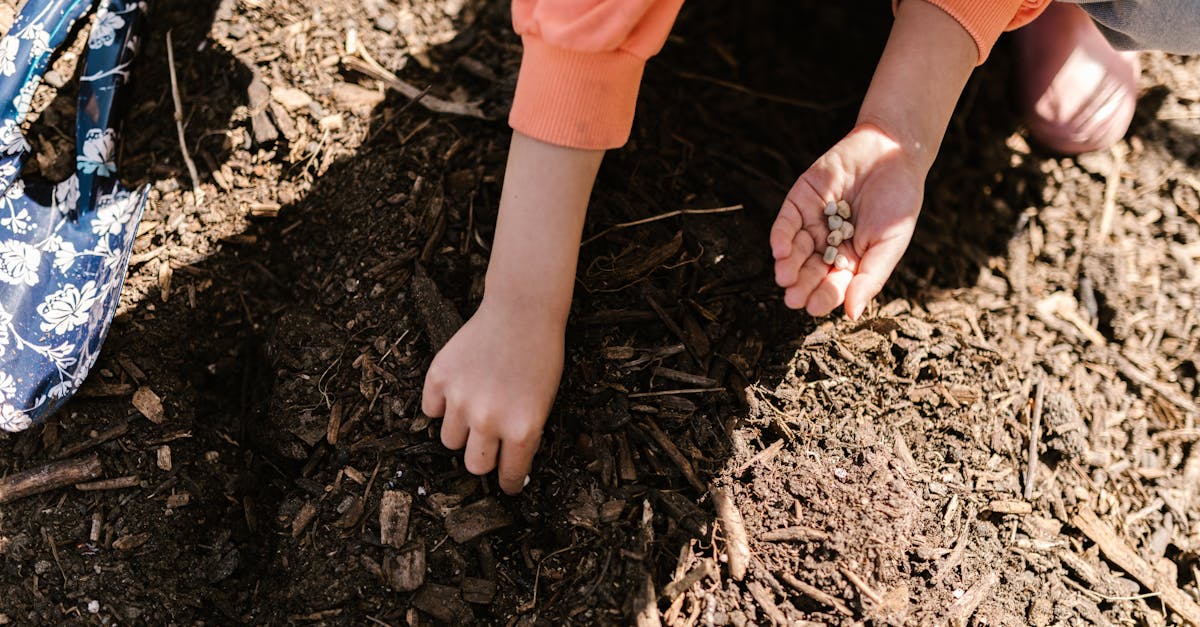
[918,0,1025,64]
[508,35,646,150]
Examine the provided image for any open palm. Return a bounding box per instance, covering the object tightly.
[770,124,925,319]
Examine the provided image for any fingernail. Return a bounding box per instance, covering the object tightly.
[523,475,531,488]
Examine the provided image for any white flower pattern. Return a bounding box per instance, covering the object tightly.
[0,372,14,400]
[38,281,100,334]
[0,239,40,285]
[1,0,146,431]
[0,121,28,155]
[0,37,18,77]
[0,403,30,432]
[78,129,116,176]
[88,8,125,49]
[91,189,134,235]
[1,207,32,233]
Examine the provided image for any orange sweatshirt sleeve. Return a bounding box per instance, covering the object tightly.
[896,0,1051,63]
[509,0,685,150]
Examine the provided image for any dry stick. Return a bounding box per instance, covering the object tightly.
[339,46,485,119]
[780,572,854,617]
[641,419,705,492]
[76,475,141,491]
[734,439,786,476]
[581,205,743,246]
[1095,144,1125,242]
[1112,353,1199,415]
[746,580,788,626]
[1024,379,1045,500]
[948,571,998,627]
[839,565,883,606]
[1073,506,1200,624]
[759,526,829,542]
[0,454,103,504]
[674,70,847,111]
[628,388,724,398]
[711,487,750,581]
[166,31,202,205]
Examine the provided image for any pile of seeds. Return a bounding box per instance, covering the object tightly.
[822,199,854,269]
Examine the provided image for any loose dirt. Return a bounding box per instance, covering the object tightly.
[2,1,1199,625]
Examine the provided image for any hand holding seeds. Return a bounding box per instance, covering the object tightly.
[822,200,854,270]
[769,124,926,319]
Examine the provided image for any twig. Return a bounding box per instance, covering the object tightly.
[341,36,485,119]
[734,439,786,476]
[711,487,750,581]
[1073,506,1200,624]
[1024,379,1045,500]
[948,571,998,627]
[674,70,851,111]
[582,204,743,246]
[0,454,103,504]
[779,572,854,616]
[1095,144,1126,242]
[166,31,203,205]
[41,528,67,584]
[628,388,725,398]
[839,564,883,606]
[640,419,705,492]
[76,475,141,491]
[759,526,829,542]
[1112,353,1199,414]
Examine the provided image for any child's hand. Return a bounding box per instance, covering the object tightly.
[770,124,925,319]
[421,299,564,494]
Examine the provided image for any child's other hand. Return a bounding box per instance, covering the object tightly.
[770,123,924,319]
[421,299,564,494]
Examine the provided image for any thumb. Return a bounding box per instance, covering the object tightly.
[844,234,908,319]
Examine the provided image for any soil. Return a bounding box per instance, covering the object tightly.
[2,0,1200,625]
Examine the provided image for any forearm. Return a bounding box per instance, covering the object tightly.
[482,131,604,323]
[857,0,978,172]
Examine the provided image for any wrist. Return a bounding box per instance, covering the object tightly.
[480,273,573,328]
[847,122,930,180]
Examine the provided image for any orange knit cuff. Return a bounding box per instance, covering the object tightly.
[906,0,1025,64]
[508,35,646,150]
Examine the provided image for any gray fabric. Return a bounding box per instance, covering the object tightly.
[1063,0,1200,53]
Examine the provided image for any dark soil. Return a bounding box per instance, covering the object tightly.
[3,0,1200,625]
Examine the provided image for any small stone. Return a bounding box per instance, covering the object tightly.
[841,221,855,239]
[836,200,851,219]
[822,246,838,264]
[827,215,844,230]
[834,254,850,270]
[271,87,313,111]
[87,600,100,614]
[827,230,843,246]
[823,201,838,216]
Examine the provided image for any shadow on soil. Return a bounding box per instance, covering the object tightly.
[0,0,1065,624]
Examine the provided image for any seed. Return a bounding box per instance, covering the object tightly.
[827,230,843,246]
[834,254,850,270]
[836,200,851,219]
[824,201,838,216]
[823,246,838,264]
[841,221,855,239]
[827,214,843,230]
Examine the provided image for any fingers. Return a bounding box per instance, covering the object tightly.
[845,236,907,319]
[774,227,814,288]
[770,200,805,259]
[806,266,855,317]
[439,401,469,450]
[421,371,446,418]
[464,430,500,476]
[497,433,540,495]
[783,254,831,309]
